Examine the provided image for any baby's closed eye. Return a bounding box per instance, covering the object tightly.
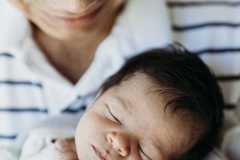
[105,104,122,125]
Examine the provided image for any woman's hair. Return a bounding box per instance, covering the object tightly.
[100,44,224,160]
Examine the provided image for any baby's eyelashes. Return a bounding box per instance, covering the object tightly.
[139,146,152,160]
[105,104,122,125]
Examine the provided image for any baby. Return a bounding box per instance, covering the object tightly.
[20,46,224,160]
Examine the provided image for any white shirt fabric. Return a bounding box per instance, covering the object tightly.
[167,0,240,106]
[0,0,172,158]
[167,1,240,160]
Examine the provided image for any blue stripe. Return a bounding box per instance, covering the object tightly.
[195,48,240,55]
[224,104,236,109]
[62,105,86,114]
[168,1,240,8]
[217,75,240,82]
[173,22,240,32]
[0,53,14,58]
[0,134,17,140]
[0,108,48,113]
[0,80,43,88]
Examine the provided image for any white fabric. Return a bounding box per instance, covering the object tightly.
[0,0,172,159]
[167,0,240,159]
[19,115,77,160]
[168,0,240,105]
[222,126,240,160]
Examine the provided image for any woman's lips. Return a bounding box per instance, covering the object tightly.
[43,1,106,27]
[91,144,107,160]
[57,1,104,19]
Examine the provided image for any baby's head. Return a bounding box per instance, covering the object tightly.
[75,46,224,160]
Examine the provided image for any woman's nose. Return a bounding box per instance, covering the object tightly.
[106,132,130,157]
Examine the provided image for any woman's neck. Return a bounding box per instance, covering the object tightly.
[31,2,124,84]
[32,26,108,84]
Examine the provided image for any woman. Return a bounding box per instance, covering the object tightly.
[0,0,171,158]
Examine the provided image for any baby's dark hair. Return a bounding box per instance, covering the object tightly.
[100,44,224,160]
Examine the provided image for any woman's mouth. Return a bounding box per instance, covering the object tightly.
[42,0,106,28]
[91,144,107,160]
[56,1,104,19]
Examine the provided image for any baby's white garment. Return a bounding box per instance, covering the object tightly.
[19,115,78,160]
[20,128,76,160]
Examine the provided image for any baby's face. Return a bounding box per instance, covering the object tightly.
[75,73,197,160]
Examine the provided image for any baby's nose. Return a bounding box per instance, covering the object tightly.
[106,132,130,157]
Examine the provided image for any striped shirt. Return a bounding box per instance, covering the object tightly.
[167,0,240,108]
[0,0,171,158]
